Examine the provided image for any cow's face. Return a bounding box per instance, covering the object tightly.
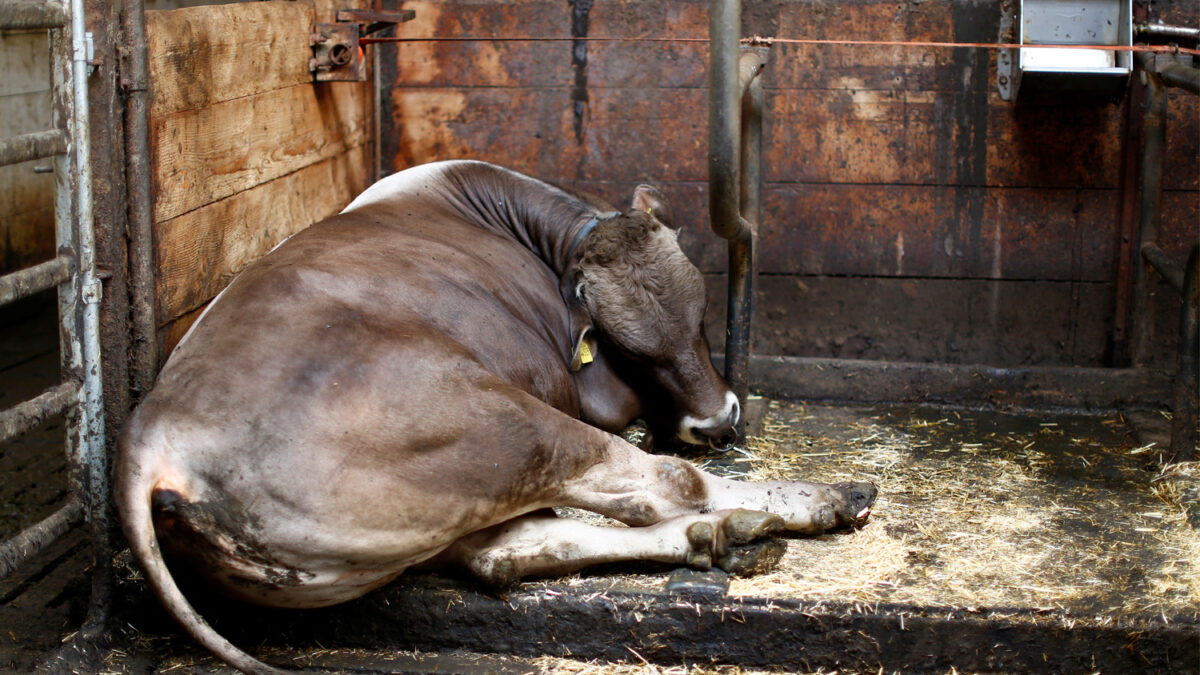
[570,185,740,449]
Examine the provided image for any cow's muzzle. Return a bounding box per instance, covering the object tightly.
[678,391,741,451]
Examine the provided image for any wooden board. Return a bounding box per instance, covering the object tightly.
[146,0,373,343]
[0,33,55,272]
[702,275,1115,367]
[379,0,1198,371]
[146,1,318,117]
[154,147,370,322]
[151,80,369,223]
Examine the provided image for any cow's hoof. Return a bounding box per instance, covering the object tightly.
[686,509,785,576]
[832,481,878,529]
[722,508,785,545]
[717,538,787,576]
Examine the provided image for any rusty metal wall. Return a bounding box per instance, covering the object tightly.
[377,0,1198,370]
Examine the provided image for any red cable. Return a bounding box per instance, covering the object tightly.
[357,34,1200,57]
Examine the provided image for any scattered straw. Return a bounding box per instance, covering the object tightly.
[717,401,1200,621]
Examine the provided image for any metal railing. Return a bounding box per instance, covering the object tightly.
[0,0,109,633]
[709,0,768,439]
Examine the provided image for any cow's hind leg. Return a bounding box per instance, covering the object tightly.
[560,434,877,534]
[431,509,787,587]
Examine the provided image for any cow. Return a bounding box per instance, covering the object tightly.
[115,160,877,674]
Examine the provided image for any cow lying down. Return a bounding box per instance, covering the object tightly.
[115,160,877,674]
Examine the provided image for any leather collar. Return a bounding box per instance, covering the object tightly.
[565,211,620,261]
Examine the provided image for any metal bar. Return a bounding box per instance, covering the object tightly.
[1111,67,1146,366]
[0,382,79,444]
[1135,23,1200,42]
[67,0,113,635]
[0,500,85,579]
[1170,245,1198,462]
[0,129,68,167]
[1141,242,1185,293]
[726,47,768,428]
[0,254,73,305]
[708,0,745,243]
[1158,62,1200,95]
[1129,71,1167,367]
[0,0,66,29]
[121,0,158,394]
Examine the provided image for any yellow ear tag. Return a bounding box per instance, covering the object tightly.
[645,207,653,214]
[578,340,594,365]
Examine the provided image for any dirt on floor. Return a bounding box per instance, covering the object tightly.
[530,399,1200,624]
[2,300,1198,673]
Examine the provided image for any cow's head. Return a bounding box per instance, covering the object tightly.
[564,185,740,449]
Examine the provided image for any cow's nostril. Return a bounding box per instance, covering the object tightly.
[709,428,739,452]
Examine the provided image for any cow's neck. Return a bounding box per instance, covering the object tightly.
[441,162,611,276]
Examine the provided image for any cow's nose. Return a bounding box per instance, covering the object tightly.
[679,392,741,451]
[707,425,739,451]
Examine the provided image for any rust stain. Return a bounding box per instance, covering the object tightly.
[568,0,592,144]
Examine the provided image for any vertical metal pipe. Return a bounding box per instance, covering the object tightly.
[727,47,766,421]
[121,0,157,394]
[1111,71,1145,366]
[68,0,112,635]
[1171,245,1198,462]
[708,0,741,244]
[1130,71,1166,367]
[708,0,742,427]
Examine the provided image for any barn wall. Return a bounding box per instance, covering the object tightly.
[379,0,1198,370]
[0,31,55,274]
[145,0,373,356]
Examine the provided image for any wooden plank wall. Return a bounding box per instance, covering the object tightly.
[146,0,372,357]
[380,0,1198,369]
[0,31,55,274]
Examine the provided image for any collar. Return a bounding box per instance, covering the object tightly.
[565,211,620,261]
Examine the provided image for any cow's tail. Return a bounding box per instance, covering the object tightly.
[116,441,285,675]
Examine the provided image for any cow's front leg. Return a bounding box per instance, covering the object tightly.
[562,436,876,534]
[428,509,786,587]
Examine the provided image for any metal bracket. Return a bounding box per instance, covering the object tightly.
[996,3,1020,101]
[82,279,103,305]
[310,8,415,82]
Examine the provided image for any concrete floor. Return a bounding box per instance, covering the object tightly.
[2,299,1197,674]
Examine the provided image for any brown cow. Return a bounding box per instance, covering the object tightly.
[115,160,876,674]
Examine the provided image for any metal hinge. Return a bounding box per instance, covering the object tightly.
[311,8,416,82]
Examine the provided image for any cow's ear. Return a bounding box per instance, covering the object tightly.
[631,184,672,228]
[561,271,596,372]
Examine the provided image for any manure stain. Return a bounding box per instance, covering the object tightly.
[568,0,592,144]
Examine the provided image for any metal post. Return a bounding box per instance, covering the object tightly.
[1172,245,1198,462]
[1129,69,1166,367]
[727,48,767,418]
[709,0,743,241]
[121,0,158,394]
[709,0,768,441]
[69,0,113,635]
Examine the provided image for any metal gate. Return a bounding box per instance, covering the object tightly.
[0,0,109,635]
